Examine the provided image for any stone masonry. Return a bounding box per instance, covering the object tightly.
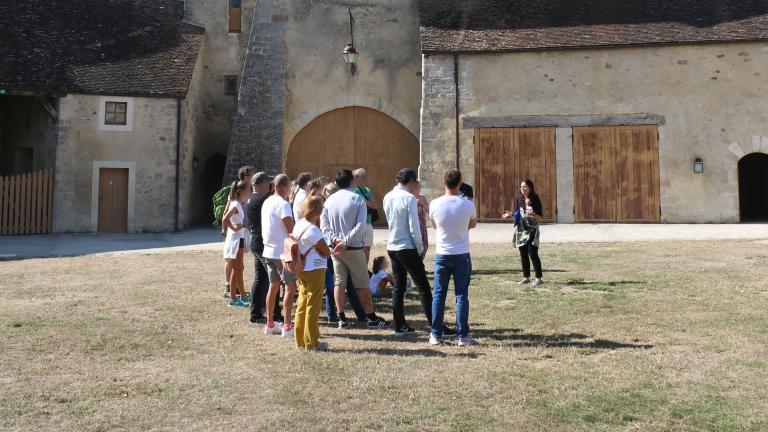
[223,0,288,182]
[419,54,458,199]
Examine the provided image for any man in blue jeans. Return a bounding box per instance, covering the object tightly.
[428,169,477,347]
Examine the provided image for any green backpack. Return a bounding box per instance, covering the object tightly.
[212,186,231,226]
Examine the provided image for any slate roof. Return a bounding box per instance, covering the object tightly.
[0,0,203,97]
[419,0,768,53]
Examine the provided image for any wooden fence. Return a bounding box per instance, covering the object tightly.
[0,169,54,235]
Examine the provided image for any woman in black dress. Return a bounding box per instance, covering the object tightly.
[503,179,544,286]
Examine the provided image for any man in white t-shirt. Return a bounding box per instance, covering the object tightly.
[261,174,298,337]
[428,169,477,347]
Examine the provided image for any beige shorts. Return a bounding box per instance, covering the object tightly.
[332,249,370,289]
[363,223,374,248]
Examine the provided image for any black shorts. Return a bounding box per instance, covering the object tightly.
[238,238,245,249]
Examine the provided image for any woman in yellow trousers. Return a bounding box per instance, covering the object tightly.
[292,196,332,350]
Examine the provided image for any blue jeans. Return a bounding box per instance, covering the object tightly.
[324,258,367,321]
[431,253,472,338]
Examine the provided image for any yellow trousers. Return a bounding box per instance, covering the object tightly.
[295,268,326,349]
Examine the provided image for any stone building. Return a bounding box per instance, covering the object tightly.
[225,0,768,224]
[3,0,768,234]
[1,0,207,233]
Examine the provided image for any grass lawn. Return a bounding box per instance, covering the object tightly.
[2,240,768,431]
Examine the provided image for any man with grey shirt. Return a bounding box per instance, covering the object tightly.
[321,169,389,329]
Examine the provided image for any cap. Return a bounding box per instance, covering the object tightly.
[252,172,274,185]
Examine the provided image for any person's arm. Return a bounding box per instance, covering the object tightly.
[468,202,478,230]
[315,238,331,257]
[531,196,544,223]
[343,199,368,246]
[366,189,377,210]
[408,198,425,255]
[282,216,294,233]
[320,207,336,245]
[222,205,241,231]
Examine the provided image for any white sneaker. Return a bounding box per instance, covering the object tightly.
[281,325,294,338]
[518,278,530,285]
[531,278,543,287]
[263,323,282,335]
[458,335,475,347]
[429,335,441,346]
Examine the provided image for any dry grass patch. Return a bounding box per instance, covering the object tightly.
[1,241,767,431]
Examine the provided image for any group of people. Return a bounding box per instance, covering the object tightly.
[219,165,545,351]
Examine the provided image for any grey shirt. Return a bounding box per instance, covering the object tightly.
[320,188,367,248]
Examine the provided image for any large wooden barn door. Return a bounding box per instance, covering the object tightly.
[475,128,557,222]
[573,125,660,223]
[286,107,419,225]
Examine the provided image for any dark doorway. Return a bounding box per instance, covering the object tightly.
[738,153,768,222]
[203,153,227,225]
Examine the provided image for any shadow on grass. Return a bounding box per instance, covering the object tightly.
[330,347,483,358]
[471,328,654,350]
[471,268,569,276]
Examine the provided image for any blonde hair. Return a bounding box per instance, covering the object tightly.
[301,195,324,221]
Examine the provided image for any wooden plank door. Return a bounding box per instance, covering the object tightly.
[286,107,419,226]
[98,168,129,233]
[573,126,660,223]
[475,128,557,222]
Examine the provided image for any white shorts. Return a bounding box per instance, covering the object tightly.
[363,224,374,248]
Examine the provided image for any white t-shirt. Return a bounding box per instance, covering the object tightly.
[292,188,307,222]
[292,219,326,272]
[429,195,476,256]
[261,195,293,259]
[369,270,389,295]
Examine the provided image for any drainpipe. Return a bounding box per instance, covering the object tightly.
[174,98,181,233]
[454,54,461,170]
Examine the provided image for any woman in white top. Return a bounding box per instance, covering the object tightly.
[290,172,313,222]
[222,180,250,307]
[292,195,332,351]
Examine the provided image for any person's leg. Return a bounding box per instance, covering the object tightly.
[430,255,450,338]
[324,258,338,321]
[345,250,376,315]
[227,259,238,299]
[251,255,269,320]
[519,246,531,278]
[453,254,472,338]
[529,243,543,279]
[282,279,298,328]
[400,249,433,326]
[264,260,282,326]
[294,276,308,348]
[225,261,232,295]
[305,269,326,349]
[389,250,408,329]
[346,276,368,321]
[235,247,246,298]
[332,256,348,319]
[363,224,373,264]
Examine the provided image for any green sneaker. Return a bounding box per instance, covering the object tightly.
[228,299,247,308]
[241,293,252,303]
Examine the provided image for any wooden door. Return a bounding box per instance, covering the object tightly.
[573,126,660,223]
[98,168,128,233]
[475,128,557,223]
[286,107,419,225]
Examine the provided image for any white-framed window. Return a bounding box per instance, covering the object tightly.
[98,96,134,132]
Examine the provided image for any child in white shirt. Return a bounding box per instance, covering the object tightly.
[369,256,394,297]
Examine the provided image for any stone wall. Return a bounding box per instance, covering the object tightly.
[178,43,207,229]
[225,0,422,181]
[420,42,768,223]
[53,94,179,232]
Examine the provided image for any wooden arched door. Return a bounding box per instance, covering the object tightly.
[286,107,419,225]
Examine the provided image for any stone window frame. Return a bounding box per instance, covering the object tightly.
[224,75,239,95]
[98,96,134,132]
